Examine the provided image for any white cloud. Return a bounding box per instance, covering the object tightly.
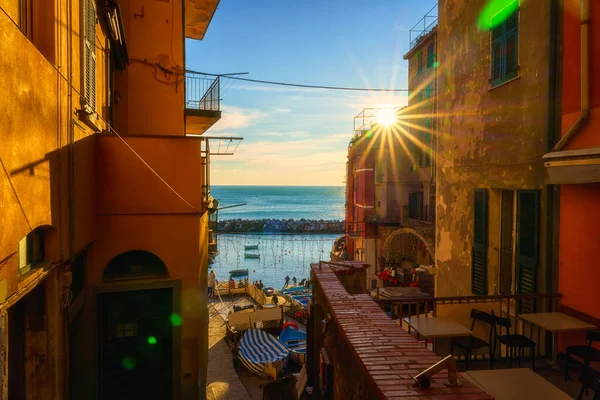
[259,130,310,138]
[277,108,291,113]
[210,105,266,131]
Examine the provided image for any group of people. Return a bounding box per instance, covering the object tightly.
[252,280,265,290]
[284,275,310,288]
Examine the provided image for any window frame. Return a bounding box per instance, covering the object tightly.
[417,51,423,74]
[18,230,46,275]
[426,42,435,68]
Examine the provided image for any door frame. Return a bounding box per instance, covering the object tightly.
[93,279,182,400]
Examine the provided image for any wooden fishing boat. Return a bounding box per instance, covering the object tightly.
[229,269,249,276]
[244,245,259,250]
[244,253,260,259]
[238,329,289,379]
[279,327,306,365]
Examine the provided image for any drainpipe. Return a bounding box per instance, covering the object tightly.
[553,0,590,151]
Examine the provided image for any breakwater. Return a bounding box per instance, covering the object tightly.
[217,218,345,234]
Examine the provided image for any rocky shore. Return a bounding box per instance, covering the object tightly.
[217,218,345,234]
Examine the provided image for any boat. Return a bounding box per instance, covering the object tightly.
[263,287,275,297]
[279,327,307,365]
[244,253,260,259]
[229,269,248,276]
[237,329,289,379]
[244,245,259,250]
[291,295,311,310]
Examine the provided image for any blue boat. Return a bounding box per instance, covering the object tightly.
[279,327,307,365]
[238,329,289,379]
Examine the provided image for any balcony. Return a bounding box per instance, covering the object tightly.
[185,72,222,135]
[408,4,438,52]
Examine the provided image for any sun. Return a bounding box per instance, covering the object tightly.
[377,108,397,127]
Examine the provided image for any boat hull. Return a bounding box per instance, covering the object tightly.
[238,329,289,380]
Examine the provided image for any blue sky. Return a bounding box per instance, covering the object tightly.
[186,0,437,186]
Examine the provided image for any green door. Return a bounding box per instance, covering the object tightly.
[99,288,173,400]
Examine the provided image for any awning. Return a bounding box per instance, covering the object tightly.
[543,147,600,184]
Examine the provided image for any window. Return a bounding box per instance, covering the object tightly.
[408,192,423,220]
[18,230,45,275]
[472,189,488,295]
[19,0,33,39]
[427,42,435,68]
[417,51,423,74]
[491,6,519,87]
[425,84,431,100]
[83,0,97,112]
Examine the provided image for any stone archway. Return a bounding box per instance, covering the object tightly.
[382,227,434,262]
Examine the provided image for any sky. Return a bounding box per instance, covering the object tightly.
[186,0,437,186]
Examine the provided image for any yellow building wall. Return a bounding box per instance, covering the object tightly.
[113,0,185,136]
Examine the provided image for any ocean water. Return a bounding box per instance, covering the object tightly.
[211,233,339,289]
[211,185,345,221]
[209,186,345,288]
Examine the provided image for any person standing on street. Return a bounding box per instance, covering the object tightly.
[208,269,216,299]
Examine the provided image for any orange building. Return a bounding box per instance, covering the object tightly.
[0,0,227,398]
[544,0,600,348]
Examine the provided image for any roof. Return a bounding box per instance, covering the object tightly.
[403,26,437,60]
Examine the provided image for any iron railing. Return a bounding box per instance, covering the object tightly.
[186,72,220,111]
[409,4,438,51]
[374,292,563,358]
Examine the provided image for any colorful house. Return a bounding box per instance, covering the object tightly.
[0,0,229,398]
[544,0,600,346]
[343,7,438,293]
[436,0,556,297]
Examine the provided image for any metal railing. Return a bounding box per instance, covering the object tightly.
[409,4,438,51]
[185,72,220,111]
[375,292,563,358]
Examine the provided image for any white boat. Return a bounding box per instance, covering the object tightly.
[237,329,289,379]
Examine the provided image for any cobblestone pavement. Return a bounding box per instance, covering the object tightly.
[206,302,252,400]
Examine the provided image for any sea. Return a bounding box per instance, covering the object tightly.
[209,186,345,289]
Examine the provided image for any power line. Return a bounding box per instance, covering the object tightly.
[186,69,421,92]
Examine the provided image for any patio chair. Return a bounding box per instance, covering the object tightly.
[565,330,600,381]
[494,312,536,370]
[577,367,600,400]
[450,309,495,371]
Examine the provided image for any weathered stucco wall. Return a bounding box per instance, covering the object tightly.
[435,0,551,296]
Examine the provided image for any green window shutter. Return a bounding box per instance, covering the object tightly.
[516,190,540,295]
[491,24,504,86]
[427,43,434,68]
[425,84,431,99]
[472,189,488,295]
[504,10,519,80]
[417,91,423,103]
[417,52,423,74]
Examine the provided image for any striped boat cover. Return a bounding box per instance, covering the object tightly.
[238,329,289,378]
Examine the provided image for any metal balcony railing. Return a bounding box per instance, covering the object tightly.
[185,72,220,111]
[409,4,438,51]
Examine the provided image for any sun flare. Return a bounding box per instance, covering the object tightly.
[377,108,398,127]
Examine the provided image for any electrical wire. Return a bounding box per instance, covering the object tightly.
[186,69,423,92]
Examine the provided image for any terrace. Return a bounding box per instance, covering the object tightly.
[310,261,599,399]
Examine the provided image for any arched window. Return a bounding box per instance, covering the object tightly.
[102,250,168,282]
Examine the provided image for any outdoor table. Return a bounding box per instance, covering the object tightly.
[519,312,596,366]
[464,368,571,400]
[403,316,473,340]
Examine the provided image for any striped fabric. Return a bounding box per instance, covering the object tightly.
[238,329,289,379]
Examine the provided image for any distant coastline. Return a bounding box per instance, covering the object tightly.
[217,218,344,234]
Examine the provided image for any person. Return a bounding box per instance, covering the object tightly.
[284,275,290,287]
[292,276,297,286]
[272,295,279,306]
[258,280,264,290]
[208,269,216,298]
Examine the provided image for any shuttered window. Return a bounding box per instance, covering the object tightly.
[427,42,435,68]
[417,51,423,74]
[472,189,488,296]
[491,5,519,87]
[83,0,97,112]
[516,190,539,295]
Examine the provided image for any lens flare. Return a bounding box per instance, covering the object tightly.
[377,109,397,127]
